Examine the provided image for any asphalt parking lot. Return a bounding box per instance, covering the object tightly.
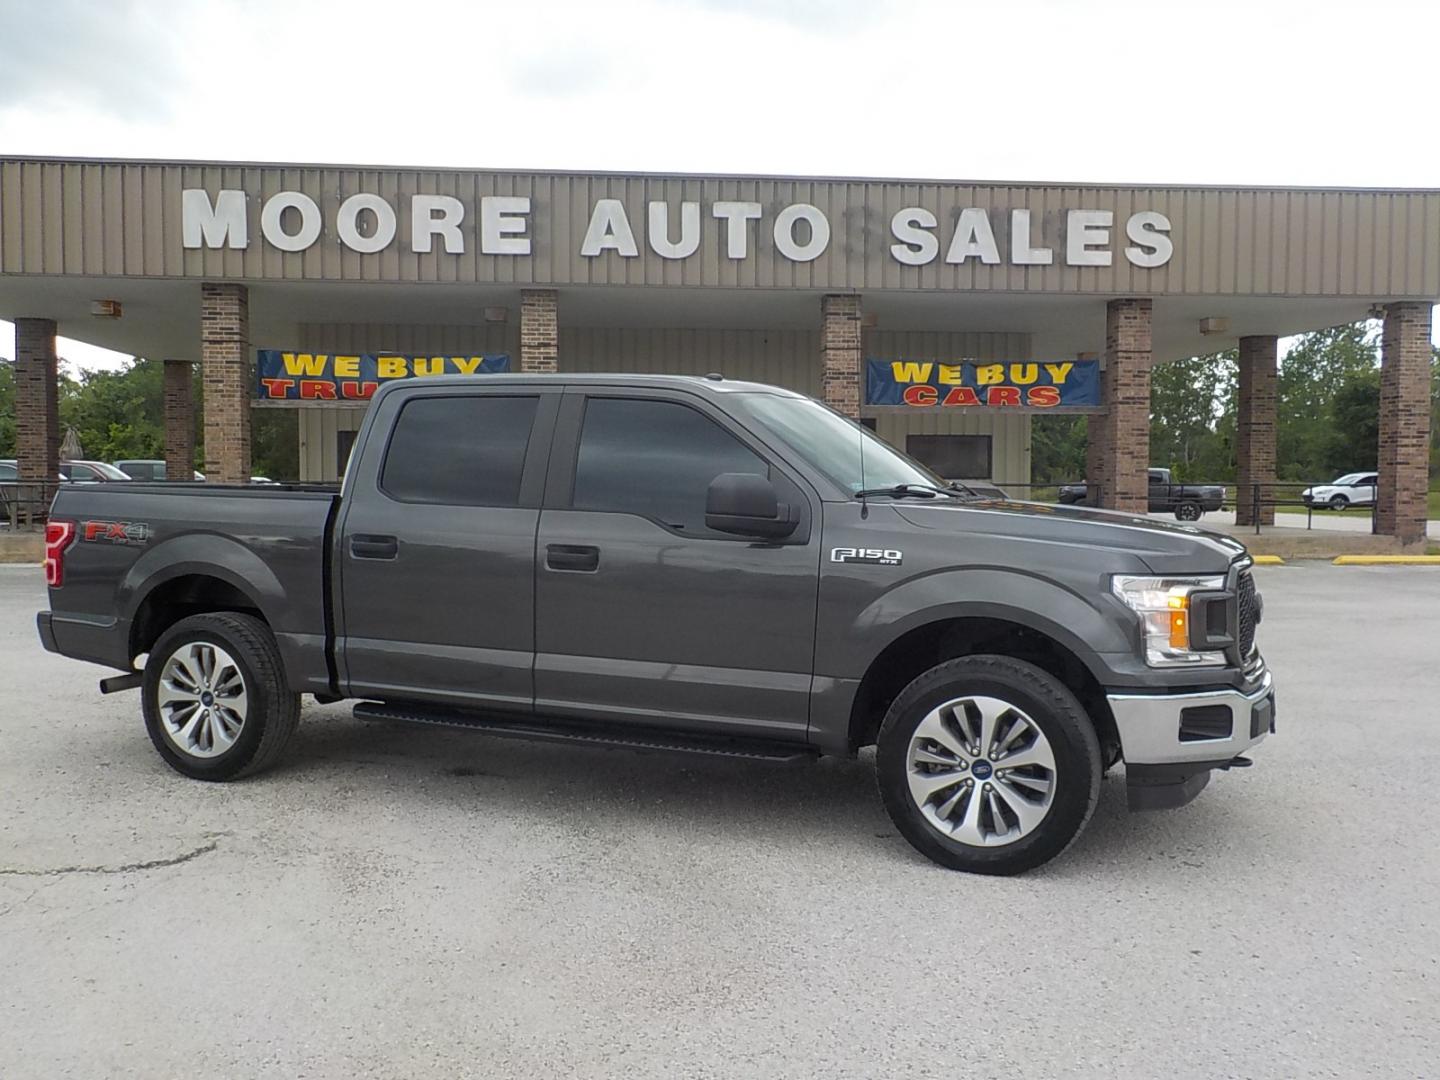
[2,563,1437,1079]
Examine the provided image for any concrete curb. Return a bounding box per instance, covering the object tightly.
[1332,555,1440,565]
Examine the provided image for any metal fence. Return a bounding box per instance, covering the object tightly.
[1,481,62,531]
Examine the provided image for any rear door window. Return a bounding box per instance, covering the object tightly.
[381,395,538,507]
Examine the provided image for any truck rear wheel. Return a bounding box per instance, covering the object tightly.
[141,612,300,781]
[875,655,1102,875]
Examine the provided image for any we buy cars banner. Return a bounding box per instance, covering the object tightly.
[865,358,1100,410]
[255,351,511,401]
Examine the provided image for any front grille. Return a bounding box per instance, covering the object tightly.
[1237,568,1259,659]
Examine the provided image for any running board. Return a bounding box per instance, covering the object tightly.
[352,701,819,764]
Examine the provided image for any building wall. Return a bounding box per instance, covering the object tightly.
[6,157,1438,299]
[289,322,1034,485]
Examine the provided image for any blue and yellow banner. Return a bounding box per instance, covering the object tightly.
[865,358,1100,409]
[255,351,511,401]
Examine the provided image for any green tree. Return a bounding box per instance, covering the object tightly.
[1030,414,1087,484]
[1150,350,1237,481]
[1276,324,1378,480]
[1328,371,1380,471]
[0,361,15,456]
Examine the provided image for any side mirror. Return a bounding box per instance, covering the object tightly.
[705,473,798,539]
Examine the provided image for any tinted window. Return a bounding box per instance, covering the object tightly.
[573,397,767,534]
[382,395,538,506]
[0,463,16,480]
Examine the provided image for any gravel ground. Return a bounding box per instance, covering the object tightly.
[2,563,1437,1079]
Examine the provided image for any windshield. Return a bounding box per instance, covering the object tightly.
[88,461,133,480]
[735,393,944,495]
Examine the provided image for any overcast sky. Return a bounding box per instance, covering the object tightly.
[2,0,1438,369]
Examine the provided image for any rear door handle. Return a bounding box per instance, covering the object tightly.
[350,534,399,560]
[546,544,600,572]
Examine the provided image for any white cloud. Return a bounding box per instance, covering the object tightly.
[0,0,1437,185]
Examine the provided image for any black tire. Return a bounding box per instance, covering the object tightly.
[1329,494,1349,511]
[1174,501,1203,522]
[142,612,300,781]
[876,655,1102,875]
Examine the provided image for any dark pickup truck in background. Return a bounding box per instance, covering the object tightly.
[1058,467,1226,521]
[37,375,1273,875]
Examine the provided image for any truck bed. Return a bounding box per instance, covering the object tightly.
[41,482,341,695]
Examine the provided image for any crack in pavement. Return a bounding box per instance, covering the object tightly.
[0,840,220,878]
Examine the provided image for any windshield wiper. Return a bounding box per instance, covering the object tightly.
[854,483,947,500]
[945,480,981,498]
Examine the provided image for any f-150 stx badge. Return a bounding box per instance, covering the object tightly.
[830,547,902,566]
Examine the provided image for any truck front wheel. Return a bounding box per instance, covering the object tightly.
[141,612,300,781]
[875,655,1102,875]
[1174,501,1203,522]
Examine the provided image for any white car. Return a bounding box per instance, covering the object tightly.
[1302,472,1379,510]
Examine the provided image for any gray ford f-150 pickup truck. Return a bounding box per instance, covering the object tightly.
[37,374,1274,874]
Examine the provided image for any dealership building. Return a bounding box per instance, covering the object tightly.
[2,155,1436,542]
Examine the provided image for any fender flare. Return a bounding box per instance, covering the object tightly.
[119,533,284,631]
[837,566,1132,687]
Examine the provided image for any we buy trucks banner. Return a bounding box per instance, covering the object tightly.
[865,358,1100,409]
[255,351,511,401]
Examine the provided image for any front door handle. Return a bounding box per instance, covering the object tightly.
[546,544,600,572]
[351,534,399,560]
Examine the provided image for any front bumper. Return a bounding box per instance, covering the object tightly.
[1107,668,1275,810]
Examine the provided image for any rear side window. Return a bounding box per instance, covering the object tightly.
[572,397,768,535]
[382,395,538,506]
[0,463,16,480]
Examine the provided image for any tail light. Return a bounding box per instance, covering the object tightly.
[44,520,77,587]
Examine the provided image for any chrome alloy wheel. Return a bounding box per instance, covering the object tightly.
[157,642,248,759]
[905,695,1057,846]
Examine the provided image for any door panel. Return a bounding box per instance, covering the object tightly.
[533,391,821,741]
[535,509,819,739]
[341,503,539,708]
[337,390,556,711]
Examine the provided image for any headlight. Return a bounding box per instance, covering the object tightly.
[1111,575,1227,667]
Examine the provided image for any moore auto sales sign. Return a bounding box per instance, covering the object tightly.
[181,189,1175,269]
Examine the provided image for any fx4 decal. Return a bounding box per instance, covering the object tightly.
[82,520,151,546]
[830,547,902,566]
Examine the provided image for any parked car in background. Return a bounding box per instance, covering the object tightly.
[114,460,205,482]
[1302,472,1378,511]
[0,457,116,521]
[1058,468,1225,522]
[60,460,133,483]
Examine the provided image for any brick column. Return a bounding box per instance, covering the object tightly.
[520,289,558,372]
[1235,335,1278,526]
[163,360,196,482]
[1376,302,1433,544]
[821,294,862,417]
[1098,299,1153,513]
[14,319,60,491]
[201,282,250,484]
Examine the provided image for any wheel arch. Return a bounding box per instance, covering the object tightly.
[845,611,1120,759]
[122,537,284,662]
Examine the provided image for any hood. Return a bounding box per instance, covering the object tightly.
[892,498,1246,574]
